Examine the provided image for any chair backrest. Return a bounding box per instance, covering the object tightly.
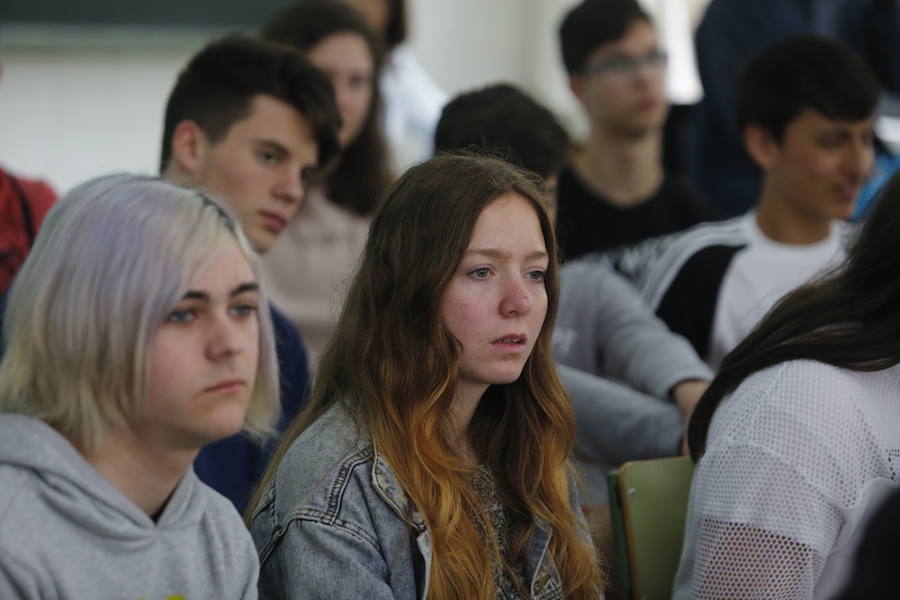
[607,455,694,600]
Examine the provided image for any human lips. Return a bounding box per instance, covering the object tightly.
[203,378,247,395]
[834,182,861,203]
[490,333,528,353]
[258,210,287,233]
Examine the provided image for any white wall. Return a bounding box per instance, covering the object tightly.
[0,0,709,194]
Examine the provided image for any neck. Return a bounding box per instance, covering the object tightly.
[447,382,488,464]
[754,183,834,245]
[163,164,187,186]
[81,428,196,519]
[574,126,662,207]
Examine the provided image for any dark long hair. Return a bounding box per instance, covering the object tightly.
[251,154,601,599]
[262,0,392,216]
[688,170,900,460]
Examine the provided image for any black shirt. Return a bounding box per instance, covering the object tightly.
[556,165,718,262]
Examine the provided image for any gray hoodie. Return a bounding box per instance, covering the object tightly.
[0,414,259,600]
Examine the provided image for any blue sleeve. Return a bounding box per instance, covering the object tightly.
[270,304,310,429]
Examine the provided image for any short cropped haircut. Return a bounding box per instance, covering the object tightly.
[0,174,280,452]
[434,83,569,179]
[737,36,880,141]
[160,34,341,173]
[559,0,651,74]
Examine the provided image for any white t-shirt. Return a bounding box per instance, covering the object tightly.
[674,360,900,599]
[379,45,447,174]
[707,216,845,369]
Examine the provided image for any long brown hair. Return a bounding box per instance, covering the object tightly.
[252,154,600,598]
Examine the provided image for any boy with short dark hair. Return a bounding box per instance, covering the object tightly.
[434,83,569,185]
[161,34,341,512]
[556,0,716,261]
[599,35,879,370]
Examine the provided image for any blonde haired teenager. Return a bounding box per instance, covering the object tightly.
[0,174,279,599]
[249,155,601,599]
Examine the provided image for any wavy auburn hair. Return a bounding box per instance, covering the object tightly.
[254,154,600,598]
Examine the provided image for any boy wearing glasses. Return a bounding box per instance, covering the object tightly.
[556,0,717,261]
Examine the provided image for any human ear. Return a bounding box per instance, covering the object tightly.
[169,120,209,176]
[743,123,779,171]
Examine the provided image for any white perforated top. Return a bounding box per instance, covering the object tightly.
[674,360,900,599]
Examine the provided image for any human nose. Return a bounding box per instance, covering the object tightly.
[206,313,245,361]
[273,167,303,205]
[846,139,874,183]
[499,276,533,317]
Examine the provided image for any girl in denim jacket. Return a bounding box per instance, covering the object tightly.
[248,155,602,599]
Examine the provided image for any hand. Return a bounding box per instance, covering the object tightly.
[672,379,709,423]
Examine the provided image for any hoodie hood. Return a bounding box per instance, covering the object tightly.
[0,414,205,542]
[0,414,260,600]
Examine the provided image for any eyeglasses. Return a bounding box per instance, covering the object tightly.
[581,49,668,78]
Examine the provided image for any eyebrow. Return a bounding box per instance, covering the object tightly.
[181,282,259,302]
[465,248,549,261]
[253,138,291,157]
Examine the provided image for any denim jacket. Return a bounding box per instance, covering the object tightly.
[249,402,588,599]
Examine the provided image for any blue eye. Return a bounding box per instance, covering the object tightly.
[166,309,195,324]
[229,304,258,318]
[526,270,546,282]
[469,267,491,280]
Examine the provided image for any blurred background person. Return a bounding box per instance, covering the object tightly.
[0,64,57,296]
[556,0,717,262]
[342,0,447,173]
[689,0,900,218]
[261,0,393,365]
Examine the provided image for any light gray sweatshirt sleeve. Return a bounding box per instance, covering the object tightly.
[559,365,684,505]
[554,260,712,399]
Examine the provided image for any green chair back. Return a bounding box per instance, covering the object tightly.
[607,456,694,600]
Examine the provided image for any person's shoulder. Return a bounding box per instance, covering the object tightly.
[268,404,377,516]
[720,360,885,446]
[0,463,30,524]
[2,169,58,220]
[251,404,405,564]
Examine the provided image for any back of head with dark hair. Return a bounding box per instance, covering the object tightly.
[262,0,392,216]
[737,35,881,140]
[434,84,569,179]
[558,0,651,74]
[160,34,341,173]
